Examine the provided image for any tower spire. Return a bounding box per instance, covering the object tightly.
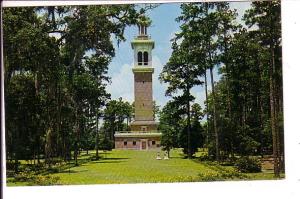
[137,14,151,37]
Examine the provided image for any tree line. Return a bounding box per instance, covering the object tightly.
[4,5,150,170]
[159,1,283,177]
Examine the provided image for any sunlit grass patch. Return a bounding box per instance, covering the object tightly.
[7,149,280,186]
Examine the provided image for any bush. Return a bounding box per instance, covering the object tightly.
[198,171,224,181]
[31,175,60,186]
[198,169,247,181]
[13,169,61,185]
[235,157,261,173]
[14,171,35,182]
[198,154,215,161]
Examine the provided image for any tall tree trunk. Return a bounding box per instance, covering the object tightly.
[224,65,233,158]
[204,67,210,155]
[14,126,20,173]
[270,45,280,178]
[95,112,99,160]
[209,67,219,162]
[74,109,80,166]
[37,136,40,164]
[223,33,234,158]
[258,61,264,157]
[187,87,192,159]
[34,73,41,164]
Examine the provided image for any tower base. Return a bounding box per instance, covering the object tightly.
[114,120,161,150]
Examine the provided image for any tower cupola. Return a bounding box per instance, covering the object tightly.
[131,15,154,69]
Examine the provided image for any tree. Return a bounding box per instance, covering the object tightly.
[179,103,204,156]
[4,4,144,169]
[4,7,60,168]
[244,0,282,177]
[153,101,160,121]
[215,3,241,158]
[159,39,203,159]
[159,100,185,157]
[102,98,134,148]
[174,2,224,161]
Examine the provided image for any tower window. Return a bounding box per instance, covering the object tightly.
[124,141,127,146]
[138,52,143,65]
[133,141,136,146]
[143,52,148,65]
[152,141,156,145]
[137,51,149,66]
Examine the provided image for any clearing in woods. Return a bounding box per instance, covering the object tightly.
[7,149,277,186]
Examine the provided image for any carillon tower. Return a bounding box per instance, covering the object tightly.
[114,19,161,150]
[131,23,156,128]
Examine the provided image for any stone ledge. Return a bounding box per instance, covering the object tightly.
[115,131,162,138]
[132,67,154,73]
[131,39,155,49]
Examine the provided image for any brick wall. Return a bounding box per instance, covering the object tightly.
[130,124,157,131]
[115,137,161,150]
[134,72,153,121]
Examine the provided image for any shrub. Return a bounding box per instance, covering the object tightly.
[198,171,223,181]
[13,170,60,185]
[6,161,19,170]
[32,175,60,186]
[235,156,261,173]
[198,168,247,181]
[198,154,215,161]
[14,171,35,182]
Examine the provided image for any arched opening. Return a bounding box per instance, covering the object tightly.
[137,51,143,65]
[143,52,148,65]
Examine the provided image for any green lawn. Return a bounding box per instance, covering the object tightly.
[7,149,280,186]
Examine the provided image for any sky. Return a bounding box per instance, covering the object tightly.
[106,2,251,110]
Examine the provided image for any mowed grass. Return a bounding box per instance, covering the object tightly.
[7,149,279,186]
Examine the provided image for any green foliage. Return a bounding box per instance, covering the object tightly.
[198,170,246,181]
[102,98,134,144]
[179,121,204,157]
[4,5,144,170]
[14,171,36,182]
[98,133,114,151]
[172,1,283,164]
[12,169,61,186]
[31,175,61,186]
[235,157,262,173]
[159,100,185,152]
[159,100,204,157]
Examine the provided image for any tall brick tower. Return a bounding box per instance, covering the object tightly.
[130,23,157,131]
[114,21,161,150]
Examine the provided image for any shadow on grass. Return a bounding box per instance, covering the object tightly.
[53,155,129,174]
[101,157,129,160]
[59,169,88,174]
[89,160,125,164]
[7,152,129,181]
[168,156,185,160]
